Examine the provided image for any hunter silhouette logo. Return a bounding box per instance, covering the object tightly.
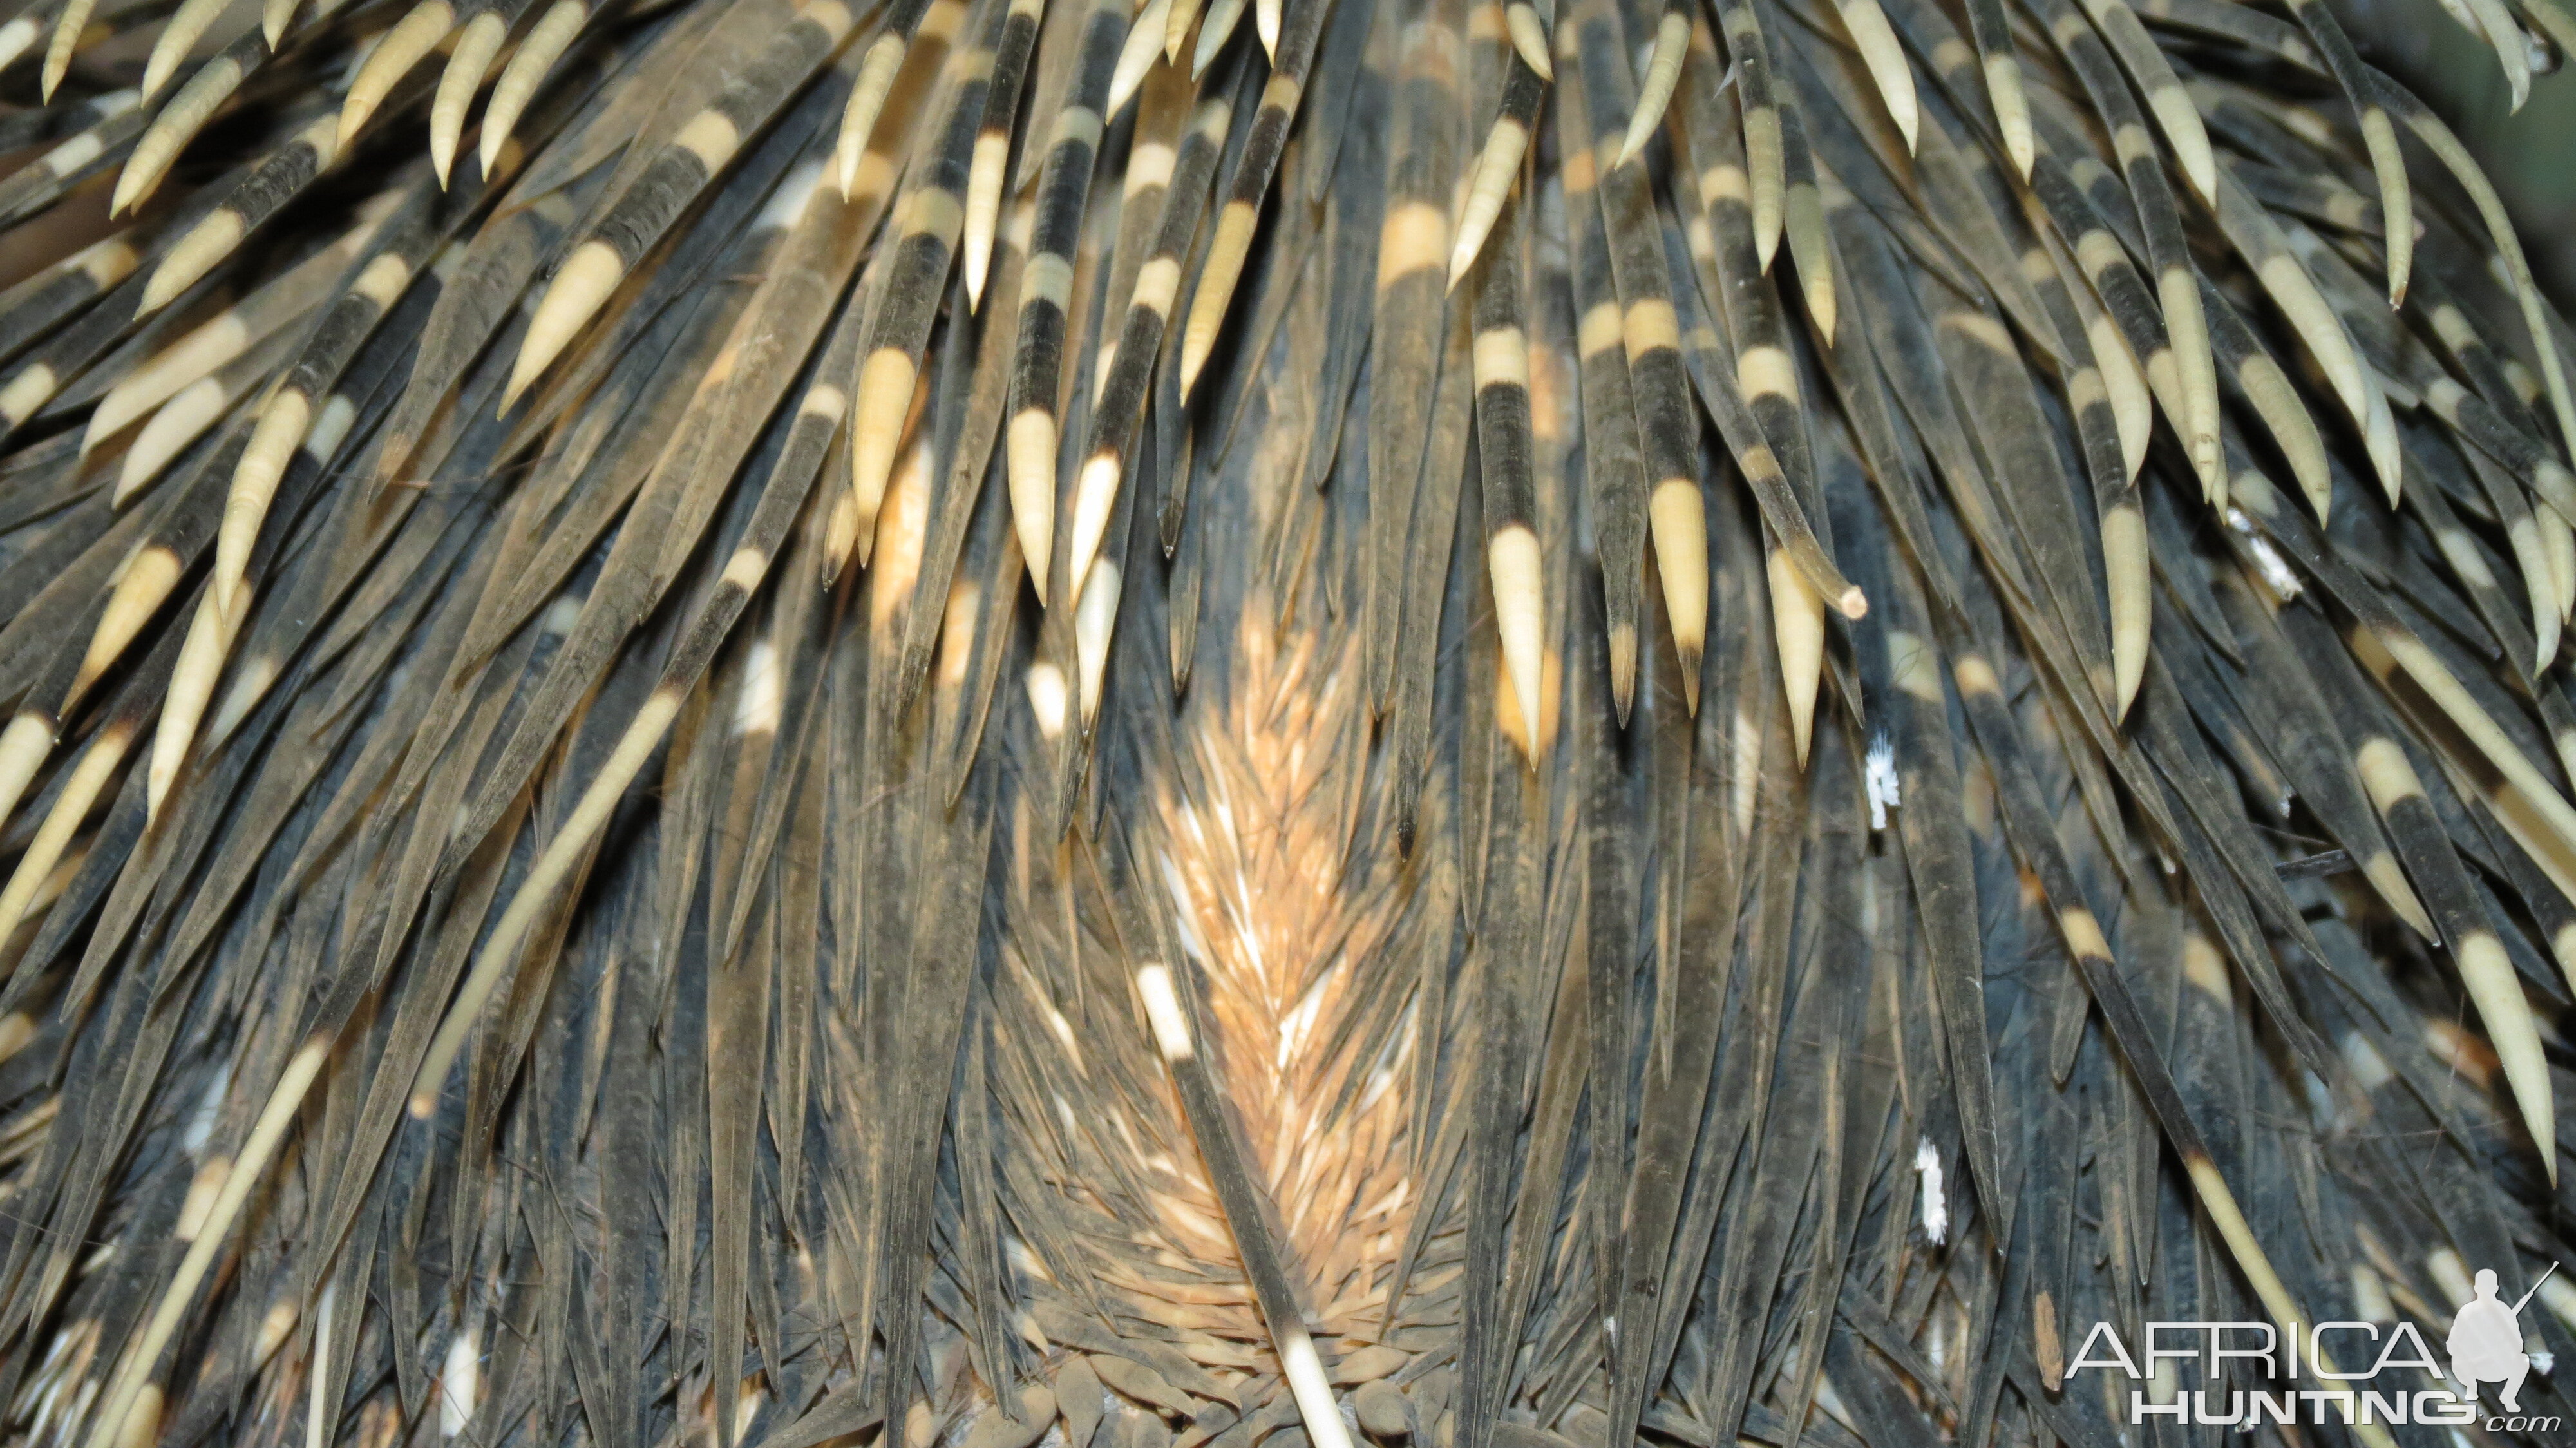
[2450,1264,2554,1413]
[2065,1264,2561,1431]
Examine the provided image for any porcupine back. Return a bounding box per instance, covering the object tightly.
[1,0,2575,1443]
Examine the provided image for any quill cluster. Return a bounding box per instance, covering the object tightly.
[0,0,2571,1444]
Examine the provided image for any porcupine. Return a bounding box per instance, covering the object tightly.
[0,0,2571,1443]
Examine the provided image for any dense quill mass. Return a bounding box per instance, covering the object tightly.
[0,0,2574,1439]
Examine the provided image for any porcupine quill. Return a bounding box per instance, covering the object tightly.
[1,0,2575,1447]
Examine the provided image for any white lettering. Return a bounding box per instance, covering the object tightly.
[2068,1323,2143,1378]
